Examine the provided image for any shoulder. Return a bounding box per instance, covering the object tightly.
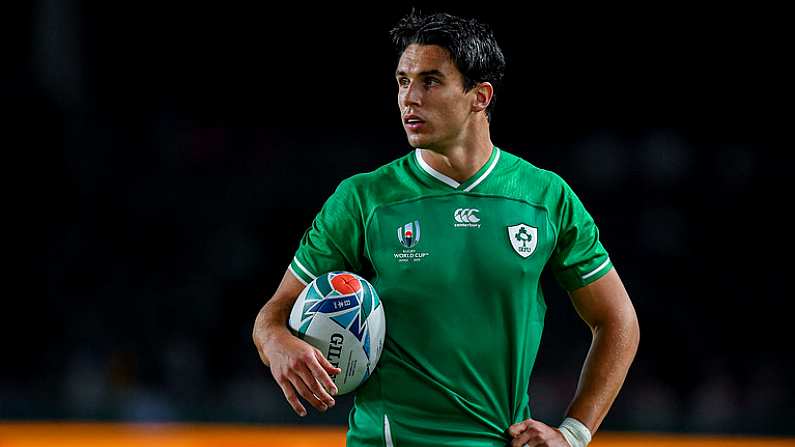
[337,154,410,193]
[497,148,571,197]
[330,151,413,203]
[344,152,411,186]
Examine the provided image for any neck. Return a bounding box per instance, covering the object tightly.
[419,120,494,183]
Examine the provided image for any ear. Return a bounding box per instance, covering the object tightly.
[471,82,494,113]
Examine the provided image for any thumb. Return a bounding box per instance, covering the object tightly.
[507,419,533,437]
[315,349,342,373]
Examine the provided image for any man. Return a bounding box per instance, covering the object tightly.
[253,11,639,447]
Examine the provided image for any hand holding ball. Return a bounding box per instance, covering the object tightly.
[288,271,385,395]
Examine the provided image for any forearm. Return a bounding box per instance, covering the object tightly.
[566,315,639,434]
[252,297,295,366]
[253,269,307,365]
[507,320,637,447]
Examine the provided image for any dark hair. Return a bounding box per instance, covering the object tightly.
[389,10,506,122]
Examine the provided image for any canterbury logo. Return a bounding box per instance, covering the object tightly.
[454,208,480,223]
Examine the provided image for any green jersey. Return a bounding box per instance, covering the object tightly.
[288,147,612,446]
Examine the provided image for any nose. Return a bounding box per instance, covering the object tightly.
[399,81,422,111]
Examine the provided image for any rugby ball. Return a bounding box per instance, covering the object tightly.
[288,271,385,395]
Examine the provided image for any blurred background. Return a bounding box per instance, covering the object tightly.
[7,0,793,438]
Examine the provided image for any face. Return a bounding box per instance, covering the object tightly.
[395,44,477,150]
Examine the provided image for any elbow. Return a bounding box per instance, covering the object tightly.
[624,305,640,357]
[594,304,640,355]
[618,297,640,353]
[630,312,640,355]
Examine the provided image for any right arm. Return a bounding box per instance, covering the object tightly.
[252,268,341,416]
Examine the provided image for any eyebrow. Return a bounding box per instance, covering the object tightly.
[395,69,446,78]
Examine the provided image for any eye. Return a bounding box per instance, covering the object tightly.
[424,78,439,87]
[398,77,410,87]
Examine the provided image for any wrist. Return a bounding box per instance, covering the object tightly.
[558,417,591,447]
[262,324,293,348]
[255,319,293,361]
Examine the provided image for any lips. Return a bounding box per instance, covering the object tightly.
[403,114,426,131]
[403,114,425,124]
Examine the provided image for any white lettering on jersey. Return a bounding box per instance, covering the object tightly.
[453,208,481,228]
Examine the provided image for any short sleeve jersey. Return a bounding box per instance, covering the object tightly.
[288,147,612,447]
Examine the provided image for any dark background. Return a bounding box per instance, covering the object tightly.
[7,1,793,436]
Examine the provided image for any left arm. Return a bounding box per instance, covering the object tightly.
[509,267,640,446]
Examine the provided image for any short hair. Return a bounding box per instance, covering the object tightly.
[389,10,506,122]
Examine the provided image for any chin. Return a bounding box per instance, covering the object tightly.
[406,134,431,148]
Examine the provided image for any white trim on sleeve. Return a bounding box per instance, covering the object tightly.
[287,265,309,286]
[384,414,395,447]
[581,257,611,280]
[293,256,318,281]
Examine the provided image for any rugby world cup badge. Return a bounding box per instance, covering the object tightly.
[394,220,429,263]
[507,223,538,258]
[397,220,421,249]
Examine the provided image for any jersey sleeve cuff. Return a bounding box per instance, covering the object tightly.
[560,256,613,291]
[289,256,317,286]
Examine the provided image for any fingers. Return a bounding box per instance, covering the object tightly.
[289,372,329,412]
[274,376,307,417]
[508,419,531,437]
[511,431,534,447]
[309,349,340,396]
[508,419,567,447]
[267,338,343,417]
[315,348,343,377]
[294,363,336,408]
[273,359,334,415]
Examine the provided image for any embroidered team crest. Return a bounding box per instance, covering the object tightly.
[397,220,421,249]
[507,223,538,258]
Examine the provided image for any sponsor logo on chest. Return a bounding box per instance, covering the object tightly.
[453,208,481,228]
